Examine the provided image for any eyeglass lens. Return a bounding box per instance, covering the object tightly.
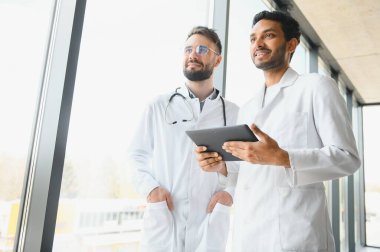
[184,45,209,55]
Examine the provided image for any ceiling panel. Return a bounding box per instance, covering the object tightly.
[292,0,380,104]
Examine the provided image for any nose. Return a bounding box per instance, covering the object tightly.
[188,48,198,59]
[253,37,264,48]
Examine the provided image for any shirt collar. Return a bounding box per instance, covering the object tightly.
[186,85,219,102]
[276,67,299,88]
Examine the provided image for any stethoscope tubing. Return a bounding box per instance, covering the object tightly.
[165,87,226,126]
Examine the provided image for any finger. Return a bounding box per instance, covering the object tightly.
[219,192,233,206]
[224,142,254,161]
[250,124,266,141]
[195,146,207,153]
[227,150,246,161]
[222,144,232,153]
[147,186,159,202]
[197,152,219,161]
[201,159,224,172]
[166,193,174,211]
[222,141,247,152]
[199,157,222,169]
[207,196,218,213]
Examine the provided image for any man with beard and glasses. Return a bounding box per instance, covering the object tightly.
[196,11,360,252]
[128,26,239,252]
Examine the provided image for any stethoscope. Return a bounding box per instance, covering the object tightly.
[165,87,226,126]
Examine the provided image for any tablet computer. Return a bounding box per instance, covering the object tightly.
[186,124,258,161]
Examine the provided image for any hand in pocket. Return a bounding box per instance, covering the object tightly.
[207,191,233,213]
[147,186,174,211]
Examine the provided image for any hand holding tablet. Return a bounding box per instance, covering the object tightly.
[186,124,258,161]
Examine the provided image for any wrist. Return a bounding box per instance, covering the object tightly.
[217,162,228,176]
[279,149,290,168]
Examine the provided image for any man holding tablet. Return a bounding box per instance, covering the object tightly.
[196,11,360,252]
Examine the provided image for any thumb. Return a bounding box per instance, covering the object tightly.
[207,197,218,213]
[166,193,174,211]
[250,123,265,141]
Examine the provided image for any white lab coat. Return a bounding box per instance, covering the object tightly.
[232,68,360,252]
[128,85,239,252]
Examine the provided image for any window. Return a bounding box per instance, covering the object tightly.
[318,57,330,77]
[225,0,270,250]
[52,1,211,251]
[225,0,269,106]
[363,105,380,247]
[290,40,308,75]
[0,1,55,250]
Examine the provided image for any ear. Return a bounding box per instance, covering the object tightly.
[214,54,222,68]
[287,37,299,54]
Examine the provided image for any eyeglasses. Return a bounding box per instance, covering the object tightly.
[184,45,219,56]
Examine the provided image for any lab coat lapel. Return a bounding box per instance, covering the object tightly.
[264,68,299,107]
[254,68,299,125]
[277,67,299,89]
[253,84,266,111]
[177,84,191,98]
[249,85,267,126]
[239,84,266,125]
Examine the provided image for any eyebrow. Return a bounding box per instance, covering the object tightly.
[250,28,278,38]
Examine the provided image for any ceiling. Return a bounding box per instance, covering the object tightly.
[284,0,380,104]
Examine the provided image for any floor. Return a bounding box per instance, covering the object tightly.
[359,247,380,252]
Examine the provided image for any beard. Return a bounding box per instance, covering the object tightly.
[183,61,214,81]
[253,43,287,71]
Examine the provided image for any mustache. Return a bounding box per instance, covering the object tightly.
[186,59,204,67]
[255,48,271,54]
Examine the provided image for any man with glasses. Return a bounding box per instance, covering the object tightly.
[128,26,239,252]
[198,10,360,252]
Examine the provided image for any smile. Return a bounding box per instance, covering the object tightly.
[254,49,271,57]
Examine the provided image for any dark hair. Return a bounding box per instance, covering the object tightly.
[187,26,222,54]
[252,10,301,43]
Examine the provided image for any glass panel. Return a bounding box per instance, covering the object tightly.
[0,1,54,251]
[339,80,348,251]
[225,0,269,106]
[225,0,269,250]
[290,40,308,75]
[363,105,380,247]
[53,1,210,251]
[226,1,308,106]
[339,176,348,251]
[351,96,362,245]
[337,80,347,102]
[318,57,330,77]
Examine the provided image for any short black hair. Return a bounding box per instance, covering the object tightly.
[253,10,301,43]
[187,26,222,54]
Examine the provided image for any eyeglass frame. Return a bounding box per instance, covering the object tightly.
[184,45,220,56]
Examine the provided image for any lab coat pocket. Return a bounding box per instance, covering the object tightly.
[196,203,231,252]
[141,201,174,252]
[278,187,328,251]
